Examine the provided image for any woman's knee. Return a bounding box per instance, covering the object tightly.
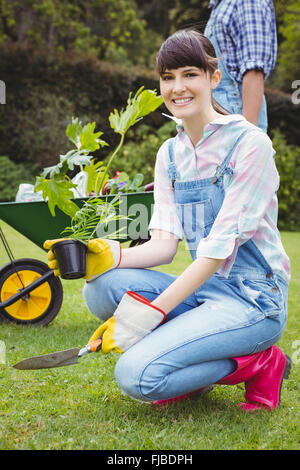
[82,270,125,320]
[114,351,147,401]
[114,346,168,402]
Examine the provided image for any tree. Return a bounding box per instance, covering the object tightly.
[0,0,146,64]
[168,0,210,34]
[136,0,210,37]
[272,1,300,92]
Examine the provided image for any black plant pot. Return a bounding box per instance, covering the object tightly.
[52,239,87,280]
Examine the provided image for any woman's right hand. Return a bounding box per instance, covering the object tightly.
[88,290,166,354]
[43,238,122,281]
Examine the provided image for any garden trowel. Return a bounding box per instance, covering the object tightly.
[13,338,102,370]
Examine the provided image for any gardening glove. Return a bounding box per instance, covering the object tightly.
[88,291,166,354]
[43,238,121,281]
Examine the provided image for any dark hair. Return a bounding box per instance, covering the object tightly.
[156,29,229,115]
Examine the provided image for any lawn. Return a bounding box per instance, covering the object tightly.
[0,223,299,450]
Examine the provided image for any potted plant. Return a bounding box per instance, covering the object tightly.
[51,196,129,279]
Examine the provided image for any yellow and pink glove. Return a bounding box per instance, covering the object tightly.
[88,291,166,354]
[43,238,121,281]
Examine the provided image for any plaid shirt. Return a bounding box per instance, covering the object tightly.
[149,115,290,283]
[205,0,277,83]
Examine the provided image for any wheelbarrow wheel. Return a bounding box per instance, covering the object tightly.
[0,258,63,326]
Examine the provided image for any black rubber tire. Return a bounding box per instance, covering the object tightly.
[0,258,63,326]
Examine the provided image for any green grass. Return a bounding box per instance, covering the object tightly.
[0,223,299,450]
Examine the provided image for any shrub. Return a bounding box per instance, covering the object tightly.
[272,129,300,231]
[266,87,300,147]
[0,156,34,201]
[8,92,77,169]
[0,46,163,171]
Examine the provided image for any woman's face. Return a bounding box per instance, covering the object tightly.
[159,66,220,121]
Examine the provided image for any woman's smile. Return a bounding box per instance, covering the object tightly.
[172,97,194,106]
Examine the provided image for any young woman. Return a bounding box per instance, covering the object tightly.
[45,29,291,411]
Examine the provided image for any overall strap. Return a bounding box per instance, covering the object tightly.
[167,138,178,188]
[212,129,249,183]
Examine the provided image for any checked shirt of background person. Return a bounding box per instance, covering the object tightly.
[107,453,193,467]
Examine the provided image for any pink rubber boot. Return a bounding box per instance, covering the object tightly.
[217,345,292,411]
[152,385,214,407]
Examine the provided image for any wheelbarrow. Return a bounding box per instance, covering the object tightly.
[0,191,154,326]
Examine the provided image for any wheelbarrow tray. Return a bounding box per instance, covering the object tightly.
[0,192,154,249]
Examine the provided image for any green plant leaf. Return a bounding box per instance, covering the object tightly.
[137,89,164,117]
[40,149,92,178]
[34,176,79,217]
[130,173,144,188]
[66,117,83,148]
[84,159,106,194]
[59,150,93,171]
[116,171,129,182]
[80,122,108,152]
[61,196,130,241]
[66,118,108,152]
[109,87,163,135]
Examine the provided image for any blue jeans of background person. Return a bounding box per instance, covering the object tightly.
[83,267,287,402]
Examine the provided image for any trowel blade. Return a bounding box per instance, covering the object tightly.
[13,347,80,370]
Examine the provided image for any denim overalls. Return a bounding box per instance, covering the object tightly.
[204,2,268,133]
[83,131,288,402]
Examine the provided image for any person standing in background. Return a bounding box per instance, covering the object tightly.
[204,0,277,132]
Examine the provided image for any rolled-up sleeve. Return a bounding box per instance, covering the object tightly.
[196,130,278,276]
[235,0,277,80]
[148,140,184,240]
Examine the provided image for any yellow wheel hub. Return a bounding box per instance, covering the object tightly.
[0,270,52,321]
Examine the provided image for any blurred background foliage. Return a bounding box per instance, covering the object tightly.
[0,0,299,229]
